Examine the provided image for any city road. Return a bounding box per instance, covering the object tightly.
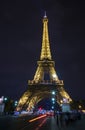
[0,114,85,130]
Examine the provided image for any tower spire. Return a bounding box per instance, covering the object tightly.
[44,11,47,18]
[40,13,52,60]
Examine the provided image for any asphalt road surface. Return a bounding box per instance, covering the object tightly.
[0,114,85,130]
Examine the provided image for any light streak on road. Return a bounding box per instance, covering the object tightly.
[35,118,47,130]
[29,114,47,122]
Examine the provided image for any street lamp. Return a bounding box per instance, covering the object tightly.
[4,97,8,101]
[52,98,55,101]
[52,106,54,109]
[52,91,55,95]
[14,101,18,107]
[52,101,55,104]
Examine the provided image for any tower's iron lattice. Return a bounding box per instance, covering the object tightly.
[17,14,72,111]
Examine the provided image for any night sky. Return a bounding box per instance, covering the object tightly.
[0,0,85,100]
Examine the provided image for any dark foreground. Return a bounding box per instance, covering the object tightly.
[0,114,85,130]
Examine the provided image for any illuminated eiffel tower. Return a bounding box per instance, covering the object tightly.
[17,13,72,111]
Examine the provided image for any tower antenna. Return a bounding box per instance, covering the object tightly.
[44,11,47,18]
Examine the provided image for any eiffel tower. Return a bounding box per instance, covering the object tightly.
[17,13,72,111]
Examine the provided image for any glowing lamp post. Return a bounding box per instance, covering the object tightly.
[4,97,8,101]
[52,98,55,101]
[52,91,55,95]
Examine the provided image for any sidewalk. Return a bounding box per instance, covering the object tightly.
[59,116,85,130]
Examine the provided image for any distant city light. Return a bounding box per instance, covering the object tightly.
[52,91,55,95]
[52,106,54,109]
[60,100,63,104]
[14,101,18,106]
[0,96,4,104]
[4,97,7,101]
[14,104,17,106]
[15,101,18,104]
[63,98,68,103]
[39,107,42,110]
[79,105,82,109]
[52,98,55,101]
[52,101,55,104]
